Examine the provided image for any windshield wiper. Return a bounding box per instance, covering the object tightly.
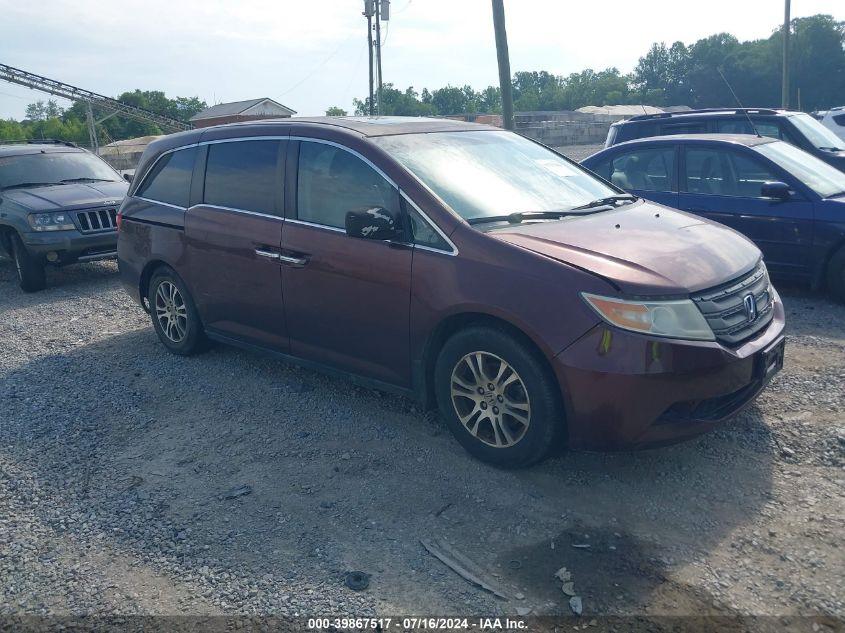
[60,177,117,183]
[0,181,63,191]
[570,194,638,211]
[467,209,607,225]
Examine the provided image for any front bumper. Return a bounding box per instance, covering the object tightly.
[554,295,786,450]
[21,229,117,264]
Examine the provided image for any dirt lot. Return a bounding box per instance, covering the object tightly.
[1,257,843,628]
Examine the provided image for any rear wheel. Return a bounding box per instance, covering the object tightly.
[10,233,46,292]
[148,267,207,355]
[827,246,845,303]
[434,326,564,468]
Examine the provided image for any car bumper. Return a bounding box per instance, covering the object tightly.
[553,294,786,450]
[22,230,117,264]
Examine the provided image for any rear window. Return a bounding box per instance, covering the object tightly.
[137,146,197,208]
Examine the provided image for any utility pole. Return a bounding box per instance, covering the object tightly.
[363,1,374,115]
[375,0,385,115]
[781,0,790,109]
[491,0,514,130]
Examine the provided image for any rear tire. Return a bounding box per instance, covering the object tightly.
[148,267,207,356]
[827,246,845,303]
[434,325,564,468]
[10,233,46,292]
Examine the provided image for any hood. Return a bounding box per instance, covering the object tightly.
[489,200,760,295]
[0,181,128,211]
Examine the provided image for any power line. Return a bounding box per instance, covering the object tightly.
[277,31,357,98]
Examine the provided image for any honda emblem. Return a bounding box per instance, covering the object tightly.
[743,293,758,322]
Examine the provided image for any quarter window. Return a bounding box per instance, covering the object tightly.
[204,140,281,215]
[407,206,450,251]
[137,146,197,208]
[606,148,674,193]
[296,141,399,229]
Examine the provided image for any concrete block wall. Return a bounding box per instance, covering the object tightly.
[514,111,627,147]
[447,110,628,147]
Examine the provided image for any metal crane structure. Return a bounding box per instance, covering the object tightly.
[0,63,191,152]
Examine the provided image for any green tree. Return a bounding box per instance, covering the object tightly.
[325,106,348,116]
[787,15,845,110]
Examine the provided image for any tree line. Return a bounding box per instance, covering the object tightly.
[0,90,207,145]
[1,14,841,145]
[338,14,843,117]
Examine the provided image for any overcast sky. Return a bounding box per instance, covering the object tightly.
[0,0,841,120]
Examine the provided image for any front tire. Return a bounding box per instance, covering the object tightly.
[148,267,207,356]
[434,326,564,468]
[827,246,845,303]
[10,233,46,292]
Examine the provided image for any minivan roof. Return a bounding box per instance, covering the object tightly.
[218,115,497,137]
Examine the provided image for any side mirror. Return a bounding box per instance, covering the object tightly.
[123,173,133,183]
[345,207,399,240]
[761,181,791,201]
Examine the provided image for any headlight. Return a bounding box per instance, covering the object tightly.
[582,293,714,341]
[27,212,75,231]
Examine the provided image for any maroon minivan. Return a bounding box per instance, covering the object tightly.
[117,117,786,467]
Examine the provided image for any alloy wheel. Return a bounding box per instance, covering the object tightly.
[154,281,188,343]
[449,351,531,448]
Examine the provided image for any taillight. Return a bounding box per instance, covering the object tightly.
[116,212,122,232]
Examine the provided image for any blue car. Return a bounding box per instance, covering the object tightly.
[582,134,845,301]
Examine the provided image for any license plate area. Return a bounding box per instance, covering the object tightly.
[757,336,785,382]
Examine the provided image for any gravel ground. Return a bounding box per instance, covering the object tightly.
[0,174,843,628]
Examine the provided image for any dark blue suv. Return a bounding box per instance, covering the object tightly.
[606,109,845,173]
[582,134,845,301]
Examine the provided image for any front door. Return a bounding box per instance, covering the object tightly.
[184,138,289,350]
[280,139,413,386]
[678,144,814,276]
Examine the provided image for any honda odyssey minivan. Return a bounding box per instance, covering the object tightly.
[117,117,785,467]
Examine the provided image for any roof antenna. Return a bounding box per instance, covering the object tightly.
[717,66,761,138]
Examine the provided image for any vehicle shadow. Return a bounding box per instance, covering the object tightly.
[0,257,120,307]
[0,328,775,618]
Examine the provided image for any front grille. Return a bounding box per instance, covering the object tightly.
[75,207,117,233]
[691,262,774,346]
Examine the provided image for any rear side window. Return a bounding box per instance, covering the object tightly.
[606,147,675,193]
[660,122,707,135]
[833,114,845,126]
[203,140,281,215]
[296,141,399,229]
[137,146,197,208]
[715,119,755,135]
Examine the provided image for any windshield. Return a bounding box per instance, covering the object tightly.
[374,130,618,222]
[756,140,845,198]
[789,113,845,151]
[0,151,121,190]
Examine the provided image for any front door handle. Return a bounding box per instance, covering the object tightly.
[278,253,309,268]
[255,248,281,260]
